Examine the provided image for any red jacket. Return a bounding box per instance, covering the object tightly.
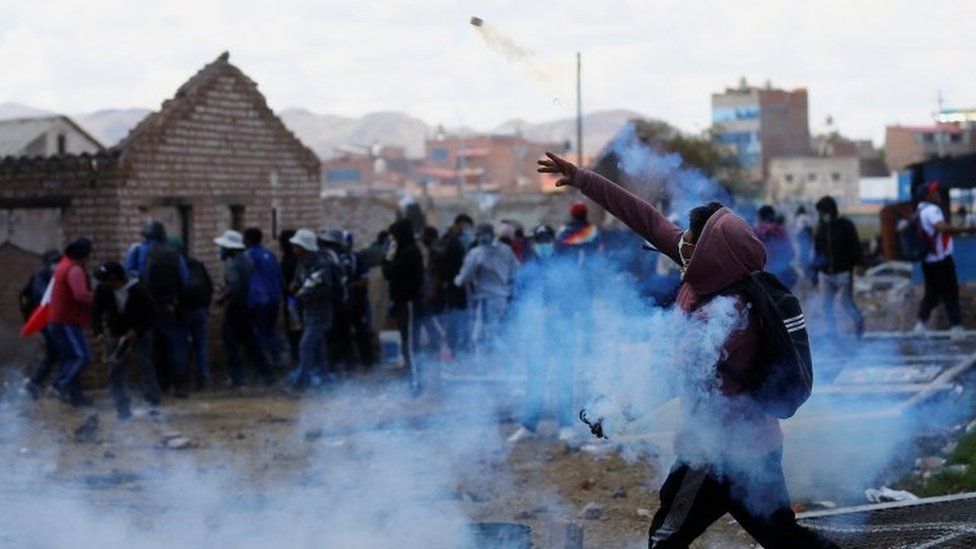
[48,258,94,327]
[575,169,782,458]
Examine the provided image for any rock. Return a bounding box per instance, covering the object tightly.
[636,508,652,518]
[531,504,551,515]
[578,502,603,520]
[578,477,597,491]
[235,432,247,440]
[161,431,182,440]
[611,486,628,499]
[102,450,116,460]
[916,456,946,472]
[74,414,99,443]
[165,437,196,450]
[304,429,324,441]
[514,510,535,520]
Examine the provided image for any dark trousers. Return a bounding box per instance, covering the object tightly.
[108,331,161,411]
[919,255,962,326]
[153,304,188,392]
[181,307,209,386]
[392,300,421,390]
[29,327,59,386]
[648,452,838,548]
[251,301,280,368]
[223,305,273,386]
[49,324,90,401]
[327,307,353,374]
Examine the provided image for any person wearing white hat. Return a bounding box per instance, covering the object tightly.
[287,228,336,390]
[214,230,273,387]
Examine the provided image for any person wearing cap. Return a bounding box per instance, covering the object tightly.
[244,227,285,369]
[21,249,63,400]
[287,229,332,389]
[555,201,603,263]
[813,196,865,337]
[454,223,519,359]
[92,261,158,419]
[214,230,274,387]
[48,238,95,407]
[914,181,976,335]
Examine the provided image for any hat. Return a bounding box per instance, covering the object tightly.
[532,224,555,242]
[289,229,319,252]
[64,238,92,260]
[570,201,588,218]
[318,228,345,246]
[916,180,940,200]
[141,221,166,241]
[214,230,245,250]
[94,261,126,282]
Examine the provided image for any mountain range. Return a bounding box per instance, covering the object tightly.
[0,101,643,160]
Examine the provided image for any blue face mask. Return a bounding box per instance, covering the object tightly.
[460,228,475,248]
[535,243,554,258]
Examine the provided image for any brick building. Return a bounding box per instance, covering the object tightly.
[711,79,811,181]
[884,123,976,173]
[321,144,411,197]
[0,52,321,328]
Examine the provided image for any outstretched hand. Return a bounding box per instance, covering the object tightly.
[537,151,579,188]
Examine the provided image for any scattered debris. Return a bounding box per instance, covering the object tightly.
[945,464,970,475]
[161,431,182,441]
[102,450,116,460]
[865,486,919,503]
[235,431,247,440]
[74,414,99,443]
[514,510,535,520]
[635,508,652,518]
[80,470,140,490]
[610,486,628,499]
[578,502,603,520]
[163,437,196,450]
[531,504,551,515]
[304,429,324,441]
[578,477,596,491]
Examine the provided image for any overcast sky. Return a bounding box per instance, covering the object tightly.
[1,1,972,142]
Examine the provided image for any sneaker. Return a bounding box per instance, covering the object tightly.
[912,321,927,334]
[507,426,535,443]
[557,427,576,443]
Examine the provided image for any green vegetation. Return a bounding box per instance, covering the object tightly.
[906,429,976,497]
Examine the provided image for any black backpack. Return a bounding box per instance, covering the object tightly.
[142,243,183,302]
[182,258,213,308]
[898,212,929,262]
[721,271,813,419]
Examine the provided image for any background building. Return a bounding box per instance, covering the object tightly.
[884,122,976,173]
[766,155,860,209]
[0,115,103,157]
[321,144,411,197]
[711,79,811,181]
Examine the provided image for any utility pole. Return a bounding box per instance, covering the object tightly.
[576,52,583,167]
[935,90,946,158]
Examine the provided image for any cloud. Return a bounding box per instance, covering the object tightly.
[0,0,973,141]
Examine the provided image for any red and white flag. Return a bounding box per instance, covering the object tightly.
[20,257,65,337]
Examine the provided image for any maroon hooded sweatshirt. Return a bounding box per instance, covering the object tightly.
[575,169,782,457]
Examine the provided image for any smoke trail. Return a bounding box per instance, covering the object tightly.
[469,17,568,110]
[608,122,732,219]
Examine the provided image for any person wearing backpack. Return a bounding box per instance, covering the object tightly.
[21,249,62,400]
[813,196,865,337]
[126,222,191,397]
[244,228,284,369]
[179,252,214,389]
[913,181,976,336]
[214,230,274,387]
[538,152,836,548]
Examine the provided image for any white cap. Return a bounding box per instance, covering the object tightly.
[213,230,245,250]
[289,228,319,252]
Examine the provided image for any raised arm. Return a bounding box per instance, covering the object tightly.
[538,152,683,265]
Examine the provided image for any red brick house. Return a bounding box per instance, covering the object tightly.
[0,52,321,329]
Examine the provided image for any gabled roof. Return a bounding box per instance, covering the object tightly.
[114,52,319,168]
[0,115,104,156]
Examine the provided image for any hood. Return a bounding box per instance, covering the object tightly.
[683,207,766,296]
[389,219,415,246]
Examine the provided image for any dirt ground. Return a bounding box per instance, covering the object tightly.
[0,377,754,548]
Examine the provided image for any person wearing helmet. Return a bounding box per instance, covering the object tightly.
[92,261,158,419]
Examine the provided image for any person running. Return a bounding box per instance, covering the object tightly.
[813,196,865,337]
[92,261,159,418]
[538,152,837,548]
[21,249,62,400]
[913,181,976,335]
[48,238,96,407]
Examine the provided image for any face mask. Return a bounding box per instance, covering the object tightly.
[460,228,474,248]
[535,243,554,258]
[219,248,230,261]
